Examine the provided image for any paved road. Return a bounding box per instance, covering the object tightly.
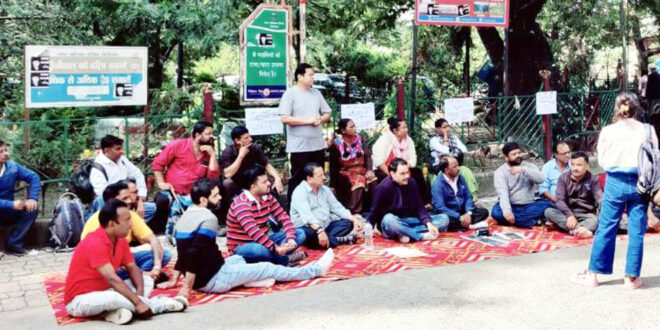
[3,233,660,329]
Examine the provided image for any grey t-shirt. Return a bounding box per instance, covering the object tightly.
[278,86,331,153]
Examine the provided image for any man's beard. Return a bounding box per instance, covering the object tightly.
[199,137,214,146]
[507,157,522,166]
[206,201,220,212]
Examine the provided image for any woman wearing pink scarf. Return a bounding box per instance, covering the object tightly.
[371,118,430,205]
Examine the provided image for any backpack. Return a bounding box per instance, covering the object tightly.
[48,192,86,251]
[69,159,107,204]
[636,124,660,200]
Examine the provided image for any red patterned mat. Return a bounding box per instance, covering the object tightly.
[44,226,602,325]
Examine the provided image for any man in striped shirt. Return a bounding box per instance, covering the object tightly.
[227,166,307,266]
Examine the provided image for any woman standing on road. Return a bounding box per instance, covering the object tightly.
[571,92,658,289]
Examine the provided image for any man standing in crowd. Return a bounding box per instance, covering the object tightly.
[544,152,602,238]
[65,199,186,325]
[279,63,331,206]
[369,158,449,243]
[290,163,362,249]
[0,140,40,256]
[539,141,571,203]
[431,156,489,231]
[491,142,552,228]
[152,121,220,232]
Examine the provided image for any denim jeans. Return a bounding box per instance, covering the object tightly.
[491,199,553,228]
[233,228,306,265]
[117,249,172,280]
[89,196,157,224]
[66,275,170,317]
[0,209,38,249]
[300,219,354,249]
[201,255,320,293]
[380,213,449,241]
[589,173,648,277]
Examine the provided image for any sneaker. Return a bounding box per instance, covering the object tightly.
[287,250,308,266]
[244,278,276,288]
[336,234,357,245]
[160,296,188,313]
[4,245,27,256]
[216,226,227,237]
[104,308,133,325]
[569,270,598,287]
[623,277,643,290]
[399,236,410,243]
[316,249,335,276]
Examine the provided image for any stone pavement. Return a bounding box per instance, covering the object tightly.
[0,249,72,312]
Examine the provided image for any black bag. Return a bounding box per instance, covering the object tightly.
[68,159,107,204]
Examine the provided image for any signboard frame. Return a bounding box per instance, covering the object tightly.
[415,0,510,28]
[239,3,294,106]
[24,45,148,108]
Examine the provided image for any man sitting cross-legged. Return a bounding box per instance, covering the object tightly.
[431,155,490,231]
[491,142,552,228]
[81,182,171,283]
[290,163,363,249]
[368,158,449,243]
[543,152,602,238]
[65,199,187,325]
[157,178,334,296]
[227,166,307,266]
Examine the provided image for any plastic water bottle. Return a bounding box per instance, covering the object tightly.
[363,222,374,248]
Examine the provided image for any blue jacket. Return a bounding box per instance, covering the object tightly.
[0,161,40,211]
[431,174,474,220]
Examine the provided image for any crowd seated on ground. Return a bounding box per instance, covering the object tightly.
[18,90,660,323]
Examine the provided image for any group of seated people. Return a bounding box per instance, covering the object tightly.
[3,117,647,324]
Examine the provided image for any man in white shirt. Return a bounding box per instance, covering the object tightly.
[90,135,155,224]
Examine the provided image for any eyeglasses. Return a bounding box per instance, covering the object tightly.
[556,151,571,156]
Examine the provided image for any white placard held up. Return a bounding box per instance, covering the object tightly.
[340,103,376,130]
[536,91,557,115]
[245,107,283,135]
[444,97,474,124]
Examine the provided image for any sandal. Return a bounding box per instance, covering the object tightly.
[570,270,598,287]
[623,277,643,290]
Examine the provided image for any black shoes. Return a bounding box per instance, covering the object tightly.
[4,245,28,256]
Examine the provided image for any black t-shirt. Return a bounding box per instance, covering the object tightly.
[221,144,269,184]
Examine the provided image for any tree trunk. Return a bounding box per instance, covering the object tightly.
[477,0,560,95]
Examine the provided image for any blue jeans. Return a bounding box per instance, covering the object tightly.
[0,209,38,249]
[589,173,648,277]
[117,249,172,279]
[491,199,552,228]
[233,229,306,266]
[89,196,157,224]
[201,255,320,293]
[300,219,354,249]
[380,213,449,241]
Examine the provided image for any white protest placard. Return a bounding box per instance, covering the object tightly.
[536,91,557,115]
[24,45,148,108]
[245,107,283,135]
[340,103,376,130]
[443,97,474,124]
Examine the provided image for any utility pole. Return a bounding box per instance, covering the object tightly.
[299,0,306,63]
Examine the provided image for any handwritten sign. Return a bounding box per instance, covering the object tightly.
[340,103,376,130]
[245,107,283,135]
[444,97,474,124]
[536,91,557,115]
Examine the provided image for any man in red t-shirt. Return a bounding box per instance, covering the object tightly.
[64,199,188,325]
[151,121,220,234]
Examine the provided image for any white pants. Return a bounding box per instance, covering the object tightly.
[66,275,167,317]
